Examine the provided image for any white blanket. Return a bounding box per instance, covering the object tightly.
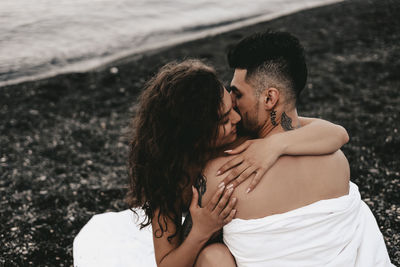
[73,209,157,267]
[223,182,394,267]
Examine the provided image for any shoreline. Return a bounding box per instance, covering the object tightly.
[0,0,342,88]
[1,0,399,265]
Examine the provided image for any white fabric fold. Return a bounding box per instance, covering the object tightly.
[223,182,394,267]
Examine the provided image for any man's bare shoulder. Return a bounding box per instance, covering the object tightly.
[201,150,351,219]
[276,149,350,177]
[271,149,351,201]
[203,156,234,178]
[201,156,236,205]
[204,150,350,185]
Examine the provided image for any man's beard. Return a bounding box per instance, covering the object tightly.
[234,106,259,138]
[243,112,260,136]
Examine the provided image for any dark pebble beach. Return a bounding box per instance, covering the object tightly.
[0,0,399,265]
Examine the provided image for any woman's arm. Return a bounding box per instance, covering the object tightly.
[216,117,349,192]
[290,117,349,155]
[152,209,207,267]
[153,186,236,267]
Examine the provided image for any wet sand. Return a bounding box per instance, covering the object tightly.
[0,0,399,265]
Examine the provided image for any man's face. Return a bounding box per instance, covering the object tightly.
[230,69,262,134]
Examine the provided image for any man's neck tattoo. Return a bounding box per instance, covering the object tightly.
[281,112,294,131]
[270,110,278,126]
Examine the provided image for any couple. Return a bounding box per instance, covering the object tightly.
[74,31,393,266]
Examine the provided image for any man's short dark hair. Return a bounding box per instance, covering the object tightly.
[228,30,307,105]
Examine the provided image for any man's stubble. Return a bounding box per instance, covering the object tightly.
[241,101,263,137]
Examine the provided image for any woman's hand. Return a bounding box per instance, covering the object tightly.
[189,185,237,240]
[217,136,282,193]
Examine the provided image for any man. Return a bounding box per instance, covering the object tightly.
[195,31,393,266]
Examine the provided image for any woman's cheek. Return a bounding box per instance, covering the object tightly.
[218,125,226,139]
[223,125,230,137]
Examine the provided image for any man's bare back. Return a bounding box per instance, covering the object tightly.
[201,150,350,219]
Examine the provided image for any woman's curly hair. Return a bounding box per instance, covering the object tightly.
[126,60,225,241]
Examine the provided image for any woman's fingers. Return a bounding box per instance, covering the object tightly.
[219,197,237,219]
[231,166,257,189]
[189,186,199,210]
[206,185,225,211]
[221,163,249,187]
[224,140,251,155]
[216,155,244,176]
[213,187,234,214]
[246,168,266,193]
[223,209,237,224]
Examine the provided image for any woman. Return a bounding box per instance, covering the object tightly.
[73,60,348,267]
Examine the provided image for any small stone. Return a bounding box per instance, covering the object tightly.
[385,136,392,143]
[29,109,39,115]
[110,67,118,74]
[369,168,379,174]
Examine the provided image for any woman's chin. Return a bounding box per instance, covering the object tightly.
[227,133,238,144]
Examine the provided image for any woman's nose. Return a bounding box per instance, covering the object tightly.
[231,109,241,124]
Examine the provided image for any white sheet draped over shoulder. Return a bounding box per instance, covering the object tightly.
[73,209,157,267]
[223,182,394,267]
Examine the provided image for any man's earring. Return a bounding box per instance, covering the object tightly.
[270,110,277,126]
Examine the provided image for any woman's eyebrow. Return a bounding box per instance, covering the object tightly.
[222,107,232,118]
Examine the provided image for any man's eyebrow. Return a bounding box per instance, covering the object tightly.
[229,85,239,92]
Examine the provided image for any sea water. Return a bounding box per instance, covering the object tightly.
[0,0,341,87]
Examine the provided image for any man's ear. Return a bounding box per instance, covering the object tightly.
[263,88,279,110]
